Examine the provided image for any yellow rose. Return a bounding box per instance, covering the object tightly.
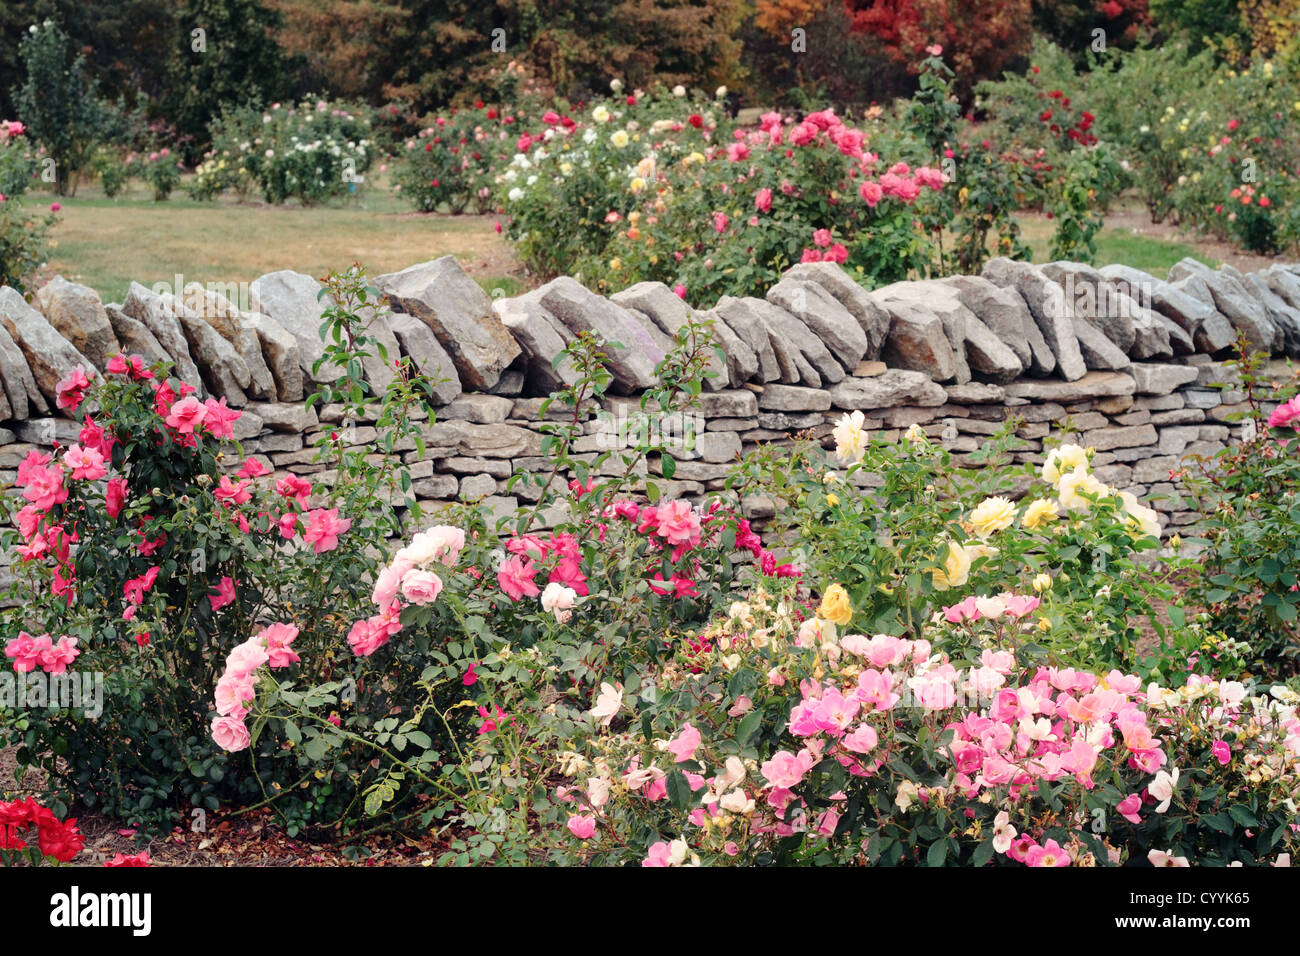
[826,493,840,507]
[931,542,971,590]
[1021,498,1060,530]
[610,130,630,149]
[1119,491,1161,538]
[969,496,1016,536]
[1057,464,1110,512]
[818,583,853,626]
[832,410,867,465]
[1042,443,1089,486]
[1032,572,1052,592]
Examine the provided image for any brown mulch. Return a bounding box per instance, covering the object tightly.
[1,744,455,866]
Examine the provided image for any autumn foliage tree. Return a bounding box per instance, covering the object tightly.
[843,0,1034,97]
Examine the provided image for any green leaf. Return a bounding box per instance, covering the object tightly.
[971,838,995,867]
[926,838,949,867]
[736,710,762,747]
[666,770,692,811]
[1228,804,1257,828]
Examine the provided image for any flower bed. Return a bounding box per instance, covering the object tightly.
[3,263,1299,867]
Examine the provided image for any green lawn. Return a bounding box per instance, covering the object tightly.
[1015,204,1219,276]
[40,175,523,304]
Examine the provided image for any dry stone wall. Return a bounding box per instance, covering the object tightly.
[2,253,1298,560]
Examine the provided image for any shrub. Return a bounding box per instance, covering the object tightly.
[193,98,373,205]
[393,104,517,214]
[1180,348,1300,676]
[89,148,129,199]
[501,81,948,299]
[132,149,183,202]
[0,350,389,830]
[514,582,1300,866]
[0,120,57,292]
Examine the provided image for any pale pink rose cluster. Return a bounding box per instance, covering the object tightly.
[210,622,300,752]
[941,592,1041,624]
[738,647,1183,860]
[348,525,465,658]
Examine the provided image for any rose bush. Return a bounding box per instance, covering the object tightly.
[1181,349,1300,674]
[0,350,386,830]
[0,119,57,291]
[501,578,1300,867]
[191,98,373,205]
[0,796,86,865]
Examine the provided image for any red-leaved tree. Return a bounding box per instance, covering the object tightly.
[844,0,1034,96]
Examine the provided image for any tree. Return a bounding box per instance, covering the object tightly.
[1148,0,1247,55]
[743,0,910,108]
[1032,0,1152,59]
[164,0,293,161]
[843,0,1034,99]
[13,19,123,195]
[0,1,177,121]
[267,0,411,103]
[371,1,747,112]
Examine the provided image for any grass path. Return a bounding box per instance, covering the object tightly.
[41,178,525,304]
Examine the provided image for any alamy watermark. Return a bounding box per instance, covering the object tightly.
[0,670,103,719]
[148,273,255,316]
[594,406,705,453]
[1049,273,1154,322]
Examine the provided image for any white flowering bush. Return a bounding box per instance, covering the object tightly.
[191,98,373,205]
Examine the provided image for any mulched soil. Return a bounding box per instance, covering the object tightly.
[1,744,459,866]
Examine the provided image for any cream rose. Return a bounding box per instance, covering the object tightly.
[969,496,1016,536]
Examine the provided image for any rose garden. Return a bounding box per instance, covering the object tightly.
[0,3,1299,873]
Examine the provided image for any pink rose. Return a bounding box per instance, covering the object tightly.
[655,499,700,547]
[209,576,237,612]
[497,555,540,601]
[63,444,106,481]
[258,622,300,669]
[1267,397,1300,429]
[215,673,256,719]
[1117,792,1143,824]
[666,722,702,762]
[105,477,128,518]
[211,715,251,752]
[400,568,444,605]
[372,557,413,607]
[165,396,207,434]
[303,508,352,553]
[566,814,596,839]
[225,638,269,678]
